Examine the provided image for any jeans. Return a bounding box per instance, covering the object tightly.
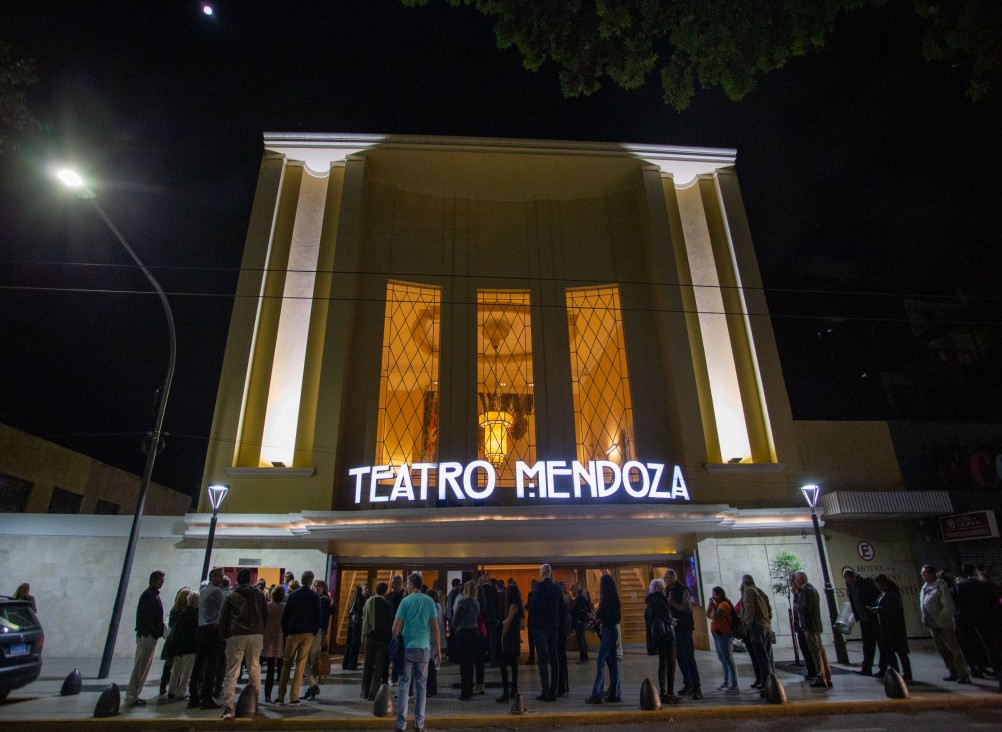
[535,629,559,699]
[395,647,430,731]
[712,632,737,687]
[590,625,620,701]
[675,628,700,687]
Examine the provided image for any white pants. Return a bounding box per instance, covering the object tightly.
[168,652,196,697]
[221,634,263,710]
[125,635,159,703]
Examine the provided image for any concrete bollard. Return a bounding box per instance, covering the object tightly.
[640,678,662,710]
[60,668,82,696]
[883,667,910,699]
[373,683,394,717]
[235,684,259,717]
[763,673,787,704]
[93,682,121,718]
[510,691,527,715]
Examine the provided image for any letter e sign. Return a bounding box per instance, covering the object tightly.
[856,541,875,561]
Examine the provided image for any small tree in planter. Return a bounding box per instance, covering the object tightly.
[770,551,805,663]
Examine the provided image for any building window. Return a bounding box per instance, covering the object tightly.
[567,286,636,464]
[94,499,121,515]
[377,282,442,467]
[47,486,82,514]
[0,473,33,512]
[478,290,535,483]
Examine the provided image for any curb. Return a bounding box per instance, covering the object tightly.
[4,694,1001,731]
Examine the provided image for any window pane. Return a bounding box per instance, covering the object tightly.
[377,282,441,468]
[0,473,33,512]
[567,286,635,464]
[478,290,535,485]
[47,486,82,514]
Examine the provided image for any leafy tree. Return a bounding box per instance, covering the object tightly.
[0,40,39,153]
[402,0,1000,110]
[770,550,804,609]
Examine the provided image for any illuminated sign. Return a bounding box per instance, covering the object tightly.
[348,460,690,505]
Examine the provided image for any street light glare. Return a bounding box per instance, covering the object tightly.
[57,169,85,188]
[202,4,213,15]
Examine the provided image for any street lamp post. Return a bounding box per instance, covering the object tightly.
[57,169,177,679]
[200,483,230,582]
[801,484,850,664]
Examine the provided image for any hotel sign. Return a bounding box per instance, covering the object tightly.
[939,510,999,542]
[349,460,690,505]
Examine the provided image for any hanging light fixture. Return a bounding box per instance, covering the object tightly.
[479,318,515,469]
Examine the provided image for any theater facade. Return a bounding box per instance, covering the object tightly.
[183,133,947,652]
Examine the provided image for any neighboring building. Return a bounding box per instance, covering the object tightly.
[2,135,975,658]
[0,422,191,516]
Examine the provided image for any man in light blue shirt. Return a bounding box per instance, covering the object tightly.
[392,572,441,732]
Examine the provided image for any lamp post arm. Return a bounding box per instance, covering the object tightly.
[94,196,177,679]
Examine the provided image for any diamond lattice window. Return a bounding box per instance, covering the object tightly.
[478,291,535,484]
[567,286,635,464]
[377,282,441,468]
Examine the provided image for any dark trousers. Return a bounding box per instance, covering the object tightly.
[675,629,700,687]
[535,629,559,699]
[486,622,499,665]
[263,656,282,699]
[796,629,817,677]
[499,654,519,696]
[343,624,362,670]
[189,624,222,703]
[657,641,677,697]
[747,625,774,684]
[457,628,478,698]
[859,620,878,673]
[362,637,388,698]
[159,656,173,693]
[557,632,569,695]
[575,621,589,662]
[527,624,536,663]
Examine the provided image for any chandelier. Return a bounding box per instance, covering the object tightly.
[479,319,515,469]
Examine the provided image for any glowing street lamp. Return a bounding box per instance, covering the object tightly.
[200,483,230,582]
[57,167,177,679]
[801,484,850,664]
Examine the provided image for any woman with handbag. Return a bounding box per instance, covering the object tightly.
[585,574,622,704]
[706,586,739,691]
[453,580,480,700]
[646,578,681,704]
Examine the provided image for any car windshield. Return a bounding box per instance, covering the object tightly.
[1,604,40,633]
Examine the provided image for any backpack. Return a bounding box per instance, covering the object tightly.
[729,603,745,638]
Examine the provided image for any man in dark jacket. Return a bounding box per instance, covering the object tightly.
[276,570,321,705]
[218,569,268,718]
[360,581,394,699]
[665,569,702,699]
[794,571,831,689]
[528,564,565,702]
[125,570,166,707]
[389,574,405,684]
[843,568,880,676]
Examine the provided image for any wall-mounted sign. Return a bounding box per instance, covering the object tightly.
[939,510,1000,542]
[349,460,690,505]
[856,541,875,561]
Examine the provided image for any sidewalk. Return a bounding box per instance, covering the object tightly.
[3,640,1000,730]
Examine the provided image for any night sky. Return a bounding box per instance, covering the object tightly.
[1,1,1000,502]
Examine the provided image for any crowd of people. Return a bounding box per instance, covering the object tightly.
[107,558,1000,725]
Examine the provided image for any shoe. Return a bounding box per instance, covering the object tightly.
[187,699,201,709]
[944,674,959,681]
[129,698,147,707]
[856,669,874,676]
[805,675,817,682]
[809,680,829,689]
[957,677,972,684]
[289,698,300,706]
[717,683,729,690]
[200,700,221,710]
[662,694,682,704]
[473,683,485,695]
[585,696,603,704]
[221,707,234,720]
[536,693,550,702]
[828,680,834,689]
[496,693,510,703]
[167,693,176,700]
[691,687,703,700]
[677,684,693,695]
[459,694,472,701]
[727,684,739,691]
[750,681,763,689]
[159,686,167,696]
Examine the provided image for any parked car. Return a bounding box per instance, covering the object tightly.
[0,597,44,701]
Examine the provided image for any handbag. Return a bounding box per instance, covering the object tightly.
[313,649,332,677]
[477,611,488,639]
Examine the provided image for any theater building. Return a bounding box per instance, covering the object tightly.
[175,132,960,654]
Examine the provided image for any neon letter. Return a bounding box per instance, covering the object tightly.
[547,461,571,499]
[516,461,545,498]
[671,465,690,500]
[349,466,370,504]
[464,461,495,500]
[390,464,416,502]
[622,460,650,498]
[596,460,621,497]
[439,462,465,500]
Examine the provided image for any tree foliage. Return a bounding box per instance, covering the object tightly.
[769,550,805,607]
[402,0,1000,110]
[0,40,39,153]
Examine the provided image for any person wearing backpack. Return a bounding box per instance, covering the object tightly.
[645,579,681,704]
[706,586,739,691]
[739,574,775,691]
